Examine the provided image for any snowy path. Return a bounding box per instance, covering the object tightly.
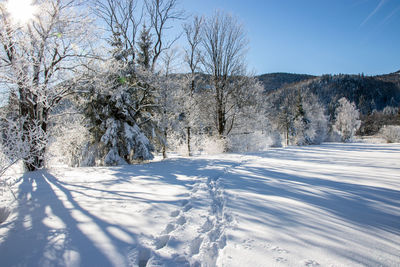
[1,143,400,266]
[129,156,248,266]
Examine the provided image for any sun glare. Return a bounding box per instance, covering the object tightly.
[6,0,38,25]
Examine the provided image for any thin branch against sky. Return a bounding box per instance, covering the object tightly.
[182,0,400,75]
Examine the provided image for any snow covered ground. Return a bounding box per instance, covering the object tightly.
[0,143,399,266]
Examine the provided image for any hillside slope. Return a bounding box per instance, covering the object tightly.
[257,73,315,92]
[260,71,400,115]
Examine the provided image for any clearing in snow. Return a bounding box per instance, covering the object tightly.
[0,143,399,266]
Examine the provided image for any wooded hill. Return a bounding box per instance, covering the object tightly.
[258,71,400,115]
[258,71,400,136]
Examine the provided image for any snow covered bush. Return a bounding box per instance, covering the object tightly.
[333,97,361,142]
[227,131,275,152]
[380,125,400,143]
[382,106,399,116]
[46,111,90,167]
[199,136,227,155]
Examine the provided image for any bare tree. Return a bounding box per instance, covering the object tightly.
[91,0,141,63]
[182,15,203,155]
[0,0,96,171]
[184,15,203,94]
[145,0,184,72]
[201,11,249,138]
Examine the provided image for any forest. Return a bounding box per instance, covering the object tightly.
[1,1,400,266]
[0,0,399,173]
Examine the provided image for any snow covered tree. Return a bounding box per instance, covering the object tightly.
[0,115,46,176]
[292,93,328,145]
[0,0,95,171]
[136,24,153,70]
[145,0,184,72]
[380,125,400,143]
[86,0,162,165]
[334,97,361,142]
[82,63,156,166]
[154,47,184,158]
[268,89,327,146]
[201,11,249,138]
[270,89,296,146]
[92,0,140,63]
[182,15,203,155]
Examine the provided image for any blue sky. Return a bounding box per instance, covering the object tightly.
[181,0,400,75]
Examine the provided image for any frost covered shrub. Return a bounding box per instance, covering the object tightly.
[199,136,226,155]
[333,97,361,142]
[382,106,399,116]
[380,126,400,143]
[47,115,90,167]
[227,131,280,152]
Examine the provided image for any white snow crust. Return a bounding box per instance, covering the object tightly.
[1,143,399,266]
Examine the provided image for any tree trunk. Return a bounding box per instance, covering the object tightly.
[216,97,225,137]
[162,129,167,159]
[19,89,47,171]
[286,130,289,146]
[187,127,191,156]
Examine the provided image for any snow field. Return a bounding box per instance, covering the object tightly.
[0,143,400,266]
[220,143,400,266]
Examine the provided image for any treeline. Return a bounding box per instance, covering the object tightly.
[1,0,399,173]
[0,0,264,170]
[261,72,400,139]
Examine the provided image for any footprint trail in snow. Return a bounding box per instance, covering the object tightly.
[128,156,247,267]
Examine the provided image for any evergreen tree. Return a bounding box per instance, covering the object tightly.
[136,24,153,70]
[82,68,156,166]
[81,24,158,166]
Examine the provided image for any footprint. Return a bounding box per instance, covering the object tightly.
[302,259,320,266]
[183,204,192,212]
[154,235,170,250]
[200,218,214,233]
[218,234,226,249]
[189,236,203,255]
[170,210,180,217]
[146,255,166,267]
[274,257,287,263]
[177,216,186,225]
[163,223,176,234]
[127,246,151,267]
[271,246,289,254]
[181,199,189,207]
[243,239,254,250]
[207,227,222,242]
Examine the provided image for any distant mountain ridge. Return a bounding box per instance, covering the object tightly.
[257,72,315,92]
[257,71,400,114]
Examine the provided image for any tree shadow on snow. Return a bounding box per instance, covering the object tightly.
[0,171,147,267]
[223,151,400,265]
[0,157,239,266]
